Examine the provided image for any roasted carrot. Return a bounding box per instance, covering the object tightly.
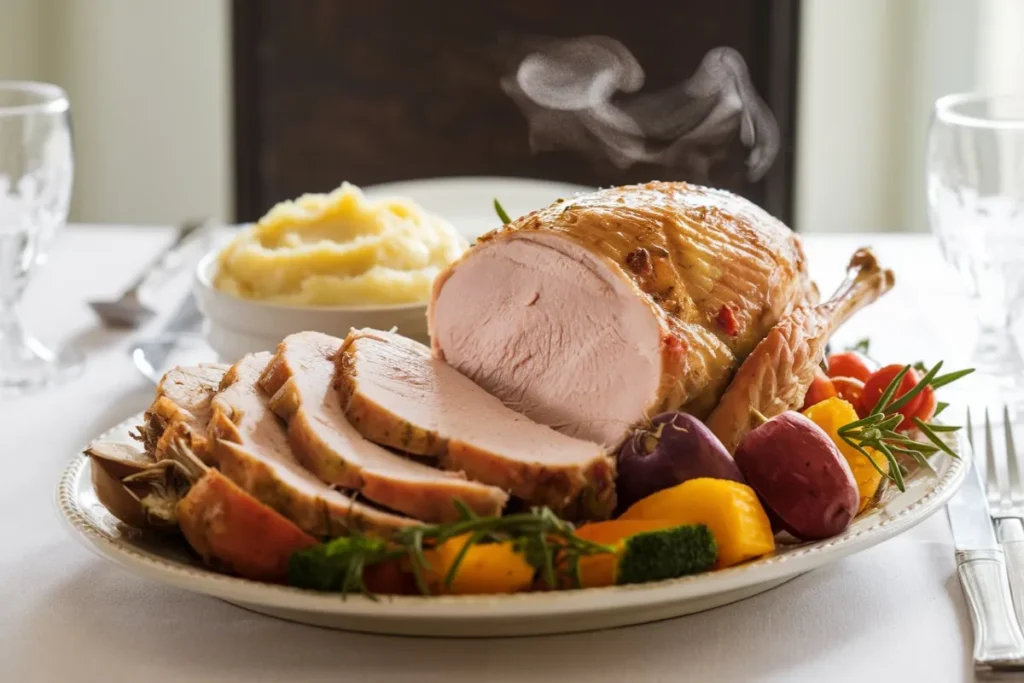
[177,469,317,583]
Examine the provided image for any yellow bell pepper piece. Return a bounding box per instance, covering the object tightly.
[424,534,535,595]
[619,478,774,568]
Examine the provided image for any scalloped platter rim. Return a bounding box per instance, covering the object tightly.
[56,412,968,637]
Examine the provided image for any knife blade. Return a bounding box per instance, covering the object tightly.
[948,440,999,550]
[130,293,211,384]
[947,427,1024,673]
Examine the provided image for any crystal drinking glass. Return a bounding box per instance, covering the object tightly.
[0,82,78,396]
[928,94,1024,397]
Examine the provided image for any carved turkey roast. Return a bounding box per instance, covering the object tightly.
[96,180,894,564]
[430,181,894,451]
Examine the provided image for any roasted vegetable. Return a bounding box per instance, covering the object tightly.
[620,478,775,568]
[574,520,716,587]
[826,351,874,382]
[617,525,717,584]
[860,364,923,422]
[289,536,395,593]
[915,385,938,424]
[616,411,744,511]
[424,534,535,595]
[86,442,156,529]
[178,469,318,583]
[573,519,674,586]
[289,504,613,596]
[839,361,972,491]
[804,397,888,512]
[800,367,837,411]
[830,376,866,415]
[86,441,195,530]
[364,558,419,595]
[734,411,858,540]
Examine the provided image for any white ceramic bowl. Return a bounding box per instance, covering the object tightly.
[193,250,430,362]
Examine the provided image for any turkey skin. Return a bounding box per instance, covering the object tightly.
[429,181,816,448]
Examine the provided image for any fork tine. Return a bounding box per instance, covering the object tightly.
[1004,405,1023,507]
[986,408,1003,508]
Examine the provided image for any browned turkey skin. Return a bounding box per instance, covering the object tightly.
[430,179,888,450]
[430,181,823,449]
[706,249,894,452]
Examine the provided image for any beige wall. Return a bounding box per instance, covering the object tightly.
[795,0,982,233]
[0,0,45,81]
[0,0,232,225]
[1,1,1016,231]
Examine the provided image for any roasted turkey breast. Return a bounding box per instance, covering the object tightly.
[429,181,818,448]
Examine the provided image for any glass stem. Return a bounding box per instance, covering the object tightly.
[0,302,28,357]
[971,323,1024,376]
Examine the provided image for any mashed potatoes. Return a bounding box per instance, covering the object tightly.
[214,183,467,306]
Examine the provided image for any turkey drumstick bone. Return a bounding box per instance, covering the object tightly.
[705,248,895,453]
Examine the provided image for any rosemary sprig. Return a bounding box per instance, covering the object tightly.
[291,502,615,598]
[847,338,871,355]
[837,361,973,491]
[493,198,512,224]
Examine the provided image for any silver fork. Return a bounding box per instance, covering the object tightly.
[88,218,207,328]
[975,406,1024,628]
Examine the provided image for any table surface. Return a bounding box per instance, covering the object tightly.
[1,227,984,682]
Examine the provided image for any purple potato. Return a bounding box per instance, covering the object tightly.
[734,411,858,541]
[616,411,744,510]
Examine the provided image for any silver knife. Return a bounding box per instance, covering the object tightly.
[130,292,209,384]
[949,425,1024,674]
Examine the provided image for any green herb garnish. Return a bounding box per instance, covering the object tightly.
[838,361,973,491]
[289,501,614,598]
[847,338,871,355]
[289,536,396,598]
[493,198,512,224]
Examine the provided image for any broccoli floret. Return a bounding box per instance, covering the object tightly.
[616,524,717,585]
[289,536,390,592]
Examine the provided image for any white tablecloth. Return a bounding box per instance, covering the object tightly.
[1,227,980,682]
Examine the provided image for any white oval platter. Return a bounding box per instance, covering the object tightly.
[56,412,967,637]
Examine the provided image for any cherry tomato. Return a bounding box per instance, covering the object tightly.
[914,385,937,424]
[365,558,417,595]
[831,376,866,415]
[859,364,923,422]
[800,367,838,411]
[826,352,873,382]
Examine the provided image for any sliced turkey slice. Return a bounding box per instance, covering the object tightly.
[208,352,419,536]
[259,332,508,522]
[136,363,228,464]
[336,329,616,521]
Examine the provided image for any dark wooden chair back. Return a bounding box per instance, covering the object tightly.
[233,1,799,224]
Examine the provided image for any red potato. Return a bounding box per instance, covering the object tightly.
[177,469,318,583]
[733,411,859,540]
[616,411,744,511]
[800,368,837,411]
